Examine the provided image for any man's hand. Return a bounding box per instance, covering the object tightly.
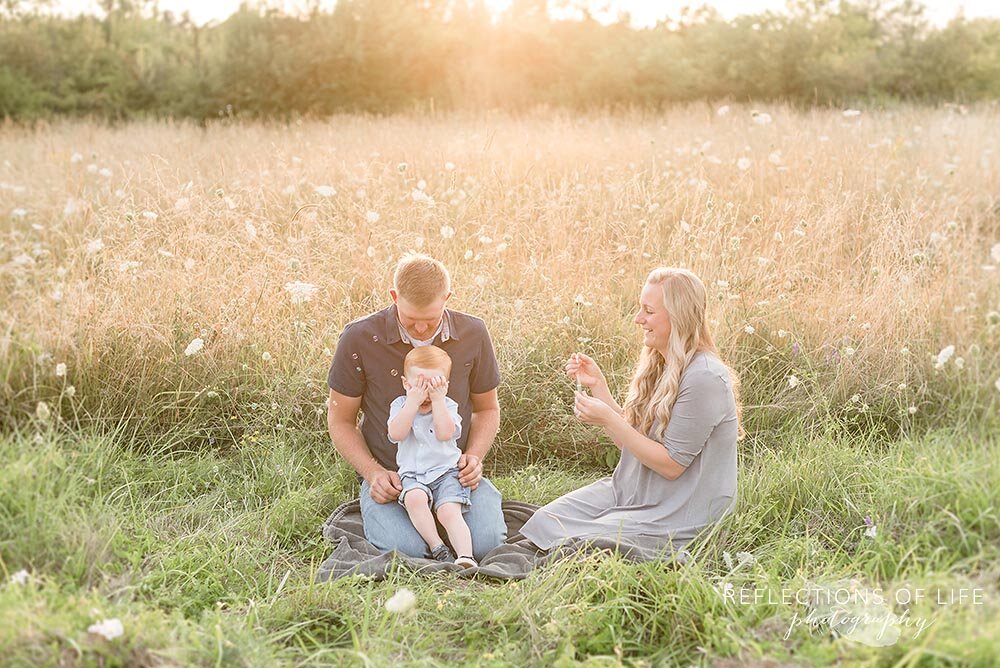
[457,453,482,490]
[366,467,403,504]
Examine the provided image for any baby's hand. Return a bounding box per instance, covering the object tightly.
[427,376,449,401]
[402,376,428,403]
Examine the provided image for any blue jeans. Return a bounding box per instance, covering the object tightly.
[360,476,507,562]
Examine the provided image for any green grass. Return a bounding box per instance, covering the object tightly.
[1,424,997,667]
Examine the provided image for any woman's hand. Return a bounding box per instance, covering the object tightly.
[566,352,606,390]
[574,390,620,427]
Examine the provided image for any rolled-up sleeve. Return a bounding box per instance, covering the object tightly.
[327,324,366,398]
[662,371,729,468]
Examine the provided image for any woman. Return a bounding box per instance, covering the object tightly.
[519,267,744,554]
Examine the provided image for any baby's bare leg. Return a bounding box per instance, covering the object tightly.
[436,503,473,557]
[403,489,444,550]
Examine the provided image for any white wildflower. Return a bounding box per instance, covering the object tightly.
[934,345,955,369]
[9,569,29,585]
[65,385,76,398]
[261,351,272,362]
[98,167,112,178]
[86,164,98,174]
[440,225,455,239]
[843,109,862,118]
[11,254,34,267]
[995,378,1000,392]
[184,338,204,356]
[35,402,51,421]
[314,185,336,197]
[843,346,856,357]
[864,523,877,538]
[463,249,473,260]
[174,197,190,212]
[385,588,417,614]
[954,357,964,370]
[366,246,375,258]
[908,405,918,414]
[768,150,782,165]
[55,363,67,377]
[737,157,752,171]
[71,152,83,163]
[744,324,755,334]
[85,238,104,255]
[777,330,788,338]
[991,243,1000,263]
[475,275,487,288]
[787,375,799,388]
[87,618,124,641]
[365,211,380,224]
[445,161,456,171]
[284,281,319,305]
[118,260,140,272]
[716,105,730,116]
[751,111,772,125]
[142,211,158,221]
[11,207,27,218]
[411,189,434,206]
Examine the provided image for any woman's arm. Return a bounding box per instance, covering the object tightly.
[590,380,623,415]
[600,415,685,480]
[575,369,728,481]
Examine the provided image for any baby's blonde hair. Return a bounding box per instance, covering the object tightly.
[403,345,452,379]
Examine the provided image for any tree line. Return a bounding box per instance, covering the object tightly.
[1,0,999,120]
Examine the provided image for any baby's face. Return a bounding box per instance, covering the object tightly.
[406,366,449,410]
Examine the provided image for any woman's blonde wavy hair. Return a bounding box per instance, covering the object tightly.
[622,268,745,441]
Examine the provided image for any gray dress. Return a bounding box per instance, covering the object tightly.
[519,351,739,552]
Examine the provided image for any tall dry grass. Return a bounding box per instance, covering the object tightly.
[1,106,998,465]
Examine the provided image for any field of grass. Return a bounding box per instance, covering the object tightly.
[1,106,998,665]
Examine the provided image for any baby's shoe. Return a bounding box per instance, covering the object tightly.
[430,543,455,563]
[454,555,478,569]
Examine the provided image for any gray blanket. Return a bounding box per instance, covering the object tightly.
[315,499,691,582]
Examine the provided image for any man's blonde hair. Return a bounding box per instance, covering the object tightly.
[403,345,453,378]
[393,253,451,307]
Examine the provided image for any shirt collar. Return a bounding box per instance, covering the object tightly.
[384,304,456,345]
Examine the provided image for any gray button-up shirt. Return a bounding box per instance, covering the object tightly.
[328,304,501,476]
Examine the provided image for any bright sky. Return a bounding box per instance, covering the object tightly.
[53,0,1000,28]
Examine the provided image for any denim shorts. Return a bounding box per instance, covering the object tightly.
[399,467,471,514]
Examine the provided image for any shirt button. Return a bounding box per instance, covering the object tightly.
[372,335,379,342]
[390,369,398,376]
[351,353,358,360]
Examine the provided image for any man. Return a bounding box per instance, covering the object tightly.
[326,253,507,561]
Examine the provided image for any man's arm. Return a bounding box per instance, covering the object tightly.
[457,387,500,488]
[327,389,401,503]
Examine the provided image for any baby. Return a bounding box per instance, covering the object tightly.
[387,345,477,568]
